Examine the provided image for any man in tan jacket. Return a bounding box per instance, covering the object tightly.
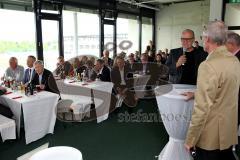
[184,21,240,160]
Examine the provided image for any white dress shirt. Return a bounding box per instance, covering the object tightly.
[119,68,126,85]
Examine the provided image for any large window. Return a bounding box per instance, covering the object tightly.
[104,24,114,58]
[142,17,153,53]
[224,3,240,26]
[0,9,36,77]
[117,14,139,55]
[224,2,240,43]
[63,9,100,60]
[77,11,100,57]
[63,10,76,61]
[42,20,59,71]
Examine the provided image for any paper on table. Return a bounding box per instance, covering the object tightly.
[174,89,195,95]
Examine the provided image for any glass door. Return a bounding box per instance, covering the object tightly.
[42,20,60,72]
[104,24,114,58]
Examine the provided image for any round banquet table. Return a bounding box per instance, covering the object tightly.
[154,84,196,160]
[30,146,82,160]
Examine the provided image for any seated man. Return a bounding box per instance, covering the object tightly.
[111,56,137,107]
[55,56,73,77]
[138,53,159,87]
[0,86,13,118]
[84,60,95,81]
[126,53,140,72]
[4,57,24,82]
[92,59,111,82]
[23,55,36,85]
[32,60,60,94]
[102,50,113,67]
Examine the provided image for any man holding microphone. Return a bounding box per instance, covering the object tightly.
[166,29,207,85]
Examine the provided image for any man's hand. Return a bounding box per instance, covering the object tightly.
[36,84,45,90]
[181,92,194,101]
[39,84,45,90]
[176,55,187,68]
[184,143,192,152]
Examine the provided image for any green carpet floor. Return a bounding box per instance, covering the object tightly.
[0,99,169,160]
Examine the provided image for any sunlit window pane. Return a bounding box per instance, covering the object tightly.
[117,17,139,55]
[42,20,59,72]
[142,17,153,53]
[0,9,36,77]
[77,12,100,57]
[63,10,76,61]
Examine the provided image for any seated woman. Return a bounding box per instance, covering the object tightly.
[111,56,137,108]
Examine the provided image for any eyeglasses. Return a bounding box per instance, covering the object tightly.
[181,38,194,41]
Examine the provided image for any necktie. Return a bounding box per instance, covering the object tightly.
[28,69,32,82]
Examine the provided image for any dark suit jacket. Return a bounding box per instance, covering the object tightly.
[32,69,60,94]
[92,66,111,82]
[0,87,13,118]
[138,62,160,86]
[107,58,113,67]
[76,65,86,75]
[165,47,207,84]
[195,46,204,51]
[102,57,113,67]
[23,68,35,84]
[126,61,140,73]
[111,65,133,91]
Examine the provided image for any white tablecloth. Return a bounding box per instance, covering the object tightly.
[61,94,103,121]
[155,84,196,160]
[0,90,59,144]
[0,114,16,142]
[30,146,82,160]
[56,79,113,123]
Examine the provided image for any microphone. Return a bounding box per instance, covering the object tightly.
[182,48,187,65]
[190,147,197,158]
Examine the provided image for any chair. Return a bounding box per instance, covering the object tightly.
[56,99,74,122]
[0,114,16,142]
[30,146,82,160]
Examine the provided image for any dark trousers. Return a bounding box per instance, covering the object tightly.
[194,146,235,160]
[0,104,13,118]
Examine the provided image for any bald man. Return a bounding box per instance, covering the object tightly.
[166,29,207,85]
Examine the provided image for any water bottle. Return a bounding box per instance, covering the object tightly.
[29,82,34,95]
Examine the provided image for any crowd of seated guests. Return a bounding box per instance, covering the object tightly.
[1,32,208,114]
[51,48,171,87]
